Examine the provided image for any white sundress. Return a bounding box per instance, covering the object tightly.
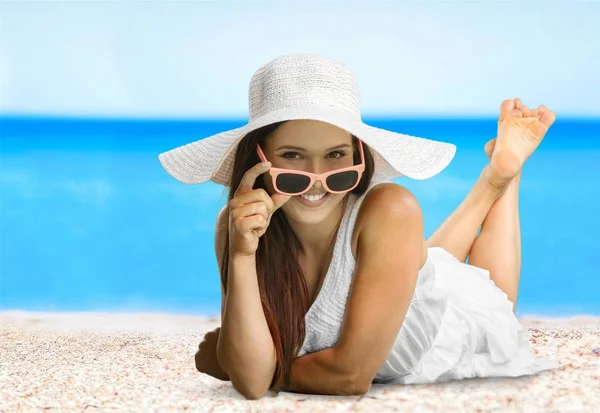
[297,179,561,385]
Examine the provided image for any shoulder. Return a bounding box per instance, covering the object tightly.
[355,183,422,231]
[363,182,421,213]
[353,183,427,266]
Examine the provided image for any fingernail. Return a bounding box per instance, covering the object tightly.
[262,162,271,167]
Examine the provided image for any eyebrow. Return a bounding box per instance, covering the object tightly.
[276,144,352,152]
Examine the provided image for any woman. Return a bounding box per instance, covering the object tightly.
[158,54,559,399]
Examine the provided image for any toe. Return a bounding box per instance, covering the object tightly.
[540,110,556,128]
[515,98,531,117]
[502,99,515,111]
[499,99,515,121]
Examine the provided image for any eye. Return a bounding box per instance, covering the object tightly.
[280,151,347,160]
[282,152,301,160]
[328,151,346,159]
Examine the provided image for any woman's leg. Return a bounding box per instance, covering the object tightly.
[425,166,504,262]
[427,98,555,313]
[468,143,522,313]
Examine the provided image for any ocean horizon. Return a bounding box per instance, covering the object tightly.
[1,115,599,318]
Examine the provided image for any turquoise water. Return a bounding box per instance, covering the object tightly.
[1,116,599,317]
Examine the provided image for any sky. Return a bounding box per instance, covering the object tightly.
[1,1,599,118]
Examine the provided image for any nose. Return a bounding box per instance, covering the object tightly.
[307,161,324,183]
[311,180,324,190]
[308,159,327,175]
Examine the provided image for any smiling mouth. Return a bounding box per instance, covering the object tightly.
[299,192,327,200]
[293,192,330,205]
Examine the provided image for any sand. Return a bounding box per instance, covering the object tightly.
[1,310,598,412]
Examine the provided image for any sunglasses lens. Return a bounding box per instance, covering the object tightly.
[326,171,360,192]
[276,173,311,194]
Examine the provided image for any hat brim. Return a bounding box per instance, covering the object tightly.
[158,104,456,186]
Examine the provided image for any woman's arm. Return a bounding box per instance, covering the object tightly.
[335,184,424,391]
[287,184,424,395]
[213,206,277,399]
[284,347,362,395]
[218,254,277,399]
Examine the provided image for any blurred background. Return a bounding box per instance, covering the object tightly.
[1,1,599,317]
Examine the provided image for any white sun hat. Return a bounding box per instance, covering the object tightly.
[158,53,456,186]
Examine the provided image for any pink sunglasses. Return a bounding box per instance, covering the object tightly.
[256,139,365,196]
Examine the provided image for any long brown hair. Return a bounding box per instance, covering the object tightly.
[219,121,375,393]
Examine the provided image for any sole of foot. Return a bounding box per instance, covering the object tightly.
[488,98,556,185]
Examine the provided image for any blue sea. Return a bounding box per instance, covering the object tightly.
[1,116,599,318]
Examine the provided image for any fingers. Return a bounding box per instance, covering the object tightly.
[230,192,272,238]
[237,214,268,234]
[230,188,275,214]
[198,329,219,350]
[231,200,271,224]
[231,174,291,216]
[234,162,272,197]
[230,161,292,240]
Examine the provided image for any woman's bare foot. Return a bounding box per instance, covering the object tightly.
[483,138,521,193]
[487,98,556,188]
[484,138,496,160]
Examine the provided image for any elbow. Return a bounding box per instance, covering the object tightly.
[241,387,269,401]
[345,368,372,396]
[217,350,275,400]
[216,332,278,400]
[352,377,372,396]
[232,377,271,400]
[344,371,371,396]
[346,360,376,396]
[218,359,269,399]
[333,347,373,396]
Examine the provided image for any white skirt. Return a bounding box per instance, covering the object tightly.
[373,247,561,385]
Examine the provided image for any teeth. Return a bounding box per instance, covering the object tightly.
[300,193,326,202]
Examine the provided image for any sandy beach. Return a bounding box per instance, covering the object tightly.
[1,310,598,412]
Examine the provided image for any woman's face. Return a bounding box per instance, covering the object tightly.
[261,120,355,225]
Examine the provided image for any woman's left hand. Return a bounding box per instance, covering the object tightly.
[195,327,230,381]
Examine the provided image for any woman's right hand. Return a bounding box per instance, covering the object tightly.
[228,161,292,257]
